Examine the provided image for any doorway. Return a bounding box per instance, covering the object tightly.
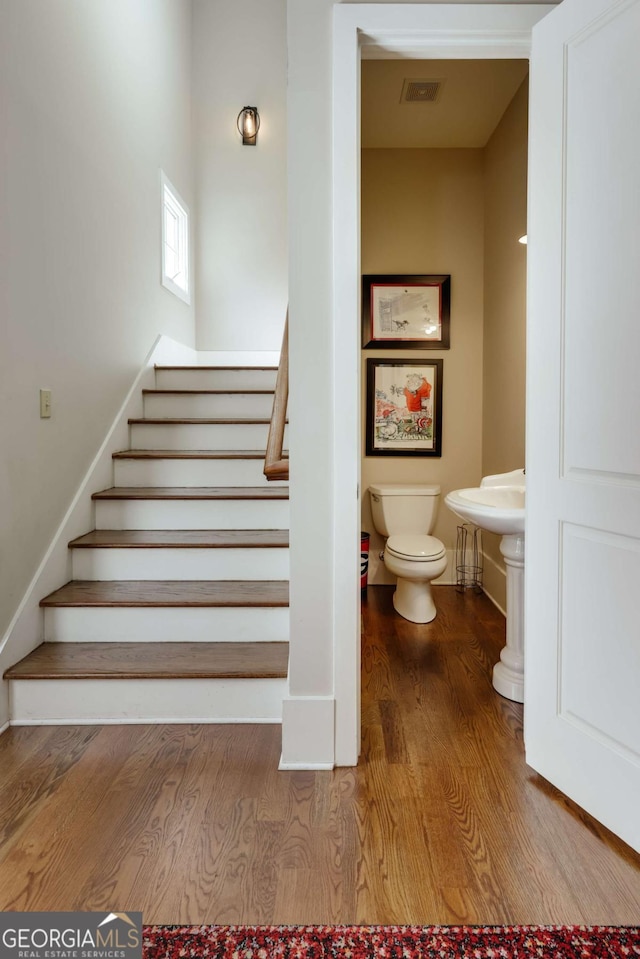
[359,58,529,603]
[331,4,551,767]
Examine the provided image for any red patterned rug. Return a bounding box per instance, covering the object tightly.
[143,924,640,958]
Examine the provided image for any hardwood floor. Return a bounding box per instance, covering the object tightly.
[40,580,290,607]
[68,530,289,548]
[92,486,289,499]
[4,641,289,680]
[0,585,638,924]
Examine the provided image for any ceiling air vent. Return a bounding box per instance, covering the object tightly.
[401,79,444,104]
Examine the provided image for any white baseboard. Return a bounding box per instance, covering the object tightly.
[481,549,507,617]
[481,589,507,618]
[12,717,282,727]
[72,544,290,582]
[0,335,196,701]
[195,350,280,366]
[95,497,289,532]
[0,721,9,737]
[0,688,8,731]
[280,696,335,769]
[44,606,289,644]
[278,758,335,770]
[10,677,286,724]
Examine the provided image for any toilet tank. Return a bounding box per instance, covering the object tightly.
[369,484,441,537]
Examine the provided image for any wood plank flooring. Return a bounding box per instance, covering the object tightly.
[0,586,639,924]
[112,450,276,460]
[40,580,290,607]
[127,418,276,425]
[142,390,276,396]
[69,530,289,548]
[92,486,289,500]
[4,642,289,680]
[154,365,278,371]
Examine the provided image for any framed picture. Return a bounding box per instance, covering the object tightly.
[362,274,450,349]
[366,358,443,457]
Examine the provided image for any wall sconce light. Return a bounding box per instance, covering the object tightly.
[237,106,260,146]
[518,234,528,245]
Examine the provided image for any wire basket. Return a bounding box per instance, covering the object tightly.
[455,523,483,592]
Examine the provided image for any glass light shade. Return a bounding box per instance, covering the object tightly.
[237,106,260,146]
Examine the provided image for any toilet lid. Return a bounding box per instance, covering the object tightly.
[386,534,446,561]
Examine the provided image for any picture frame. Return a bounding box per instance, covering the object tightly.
[362,274,451,349]
[366,358,443,457]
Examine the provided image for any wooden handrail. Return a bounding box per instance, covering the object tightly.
[264,313,289,481]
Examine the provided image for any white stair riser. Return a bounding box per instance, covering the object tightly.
[155,369,277,391]
[144,393,274,419]
[44,606,289,643]
[71,547,290,581]
[10,677,286,724]
[95,498,289,530]
[130,422,287,451]
[114,457,287,488]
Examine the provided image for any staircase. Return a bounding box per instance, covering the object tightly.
[5,365,290,724]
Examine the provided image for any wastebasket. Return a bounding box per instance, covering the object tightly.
[455,523,483,592]
[361,532,370,592]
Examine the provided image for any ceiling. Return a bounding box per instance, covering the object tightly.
[361,59,529,149]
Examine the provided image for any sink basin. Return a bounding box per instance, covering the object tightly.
[445,469,525,535]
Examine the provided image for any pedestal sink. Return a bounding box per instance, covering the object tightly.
[445,469,525,703]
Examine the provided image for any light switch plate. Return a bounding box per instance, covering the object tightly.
[40,389,52,418]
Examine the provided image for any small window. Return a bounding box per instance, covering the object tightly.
[161,172,190,304]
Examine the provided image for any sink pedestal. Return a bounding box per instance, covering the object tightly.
[492,532,525,703]
[444,470,526,702]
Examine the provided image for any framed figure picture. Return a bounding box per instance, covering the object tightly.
[366,358,443,457]
[362,274,450,349]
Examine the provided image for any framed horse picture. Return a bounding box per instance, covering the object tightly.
[362,274,450,349]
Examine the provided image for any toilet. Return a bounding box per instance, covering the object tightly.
[369,484,447,624]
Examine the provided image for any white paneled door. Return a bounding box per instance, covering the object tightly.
[526,0,640,852]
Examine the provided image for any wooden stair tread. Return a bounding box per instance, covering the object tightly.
[69,530,289,549]
[128,417,278,425]
[40,580,289,607]
[142,389,275,396]
[112,449,289,460]
[92,486,289,500]
[4,642,289,680]
[154,365,277,371]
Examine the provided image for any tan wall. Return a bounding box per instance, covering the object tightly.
[481,79,529,610]
[361,148,485,583]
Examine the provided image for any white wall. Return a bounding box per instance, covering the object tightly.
[0,0,195,724]
[192,0,288,351]
[283,0,337,768]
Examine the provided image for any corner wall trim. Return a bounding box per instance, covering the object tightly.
[280,695,336,769]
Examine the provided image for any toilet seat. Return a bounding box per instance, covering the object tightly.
[386,534,446,561]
